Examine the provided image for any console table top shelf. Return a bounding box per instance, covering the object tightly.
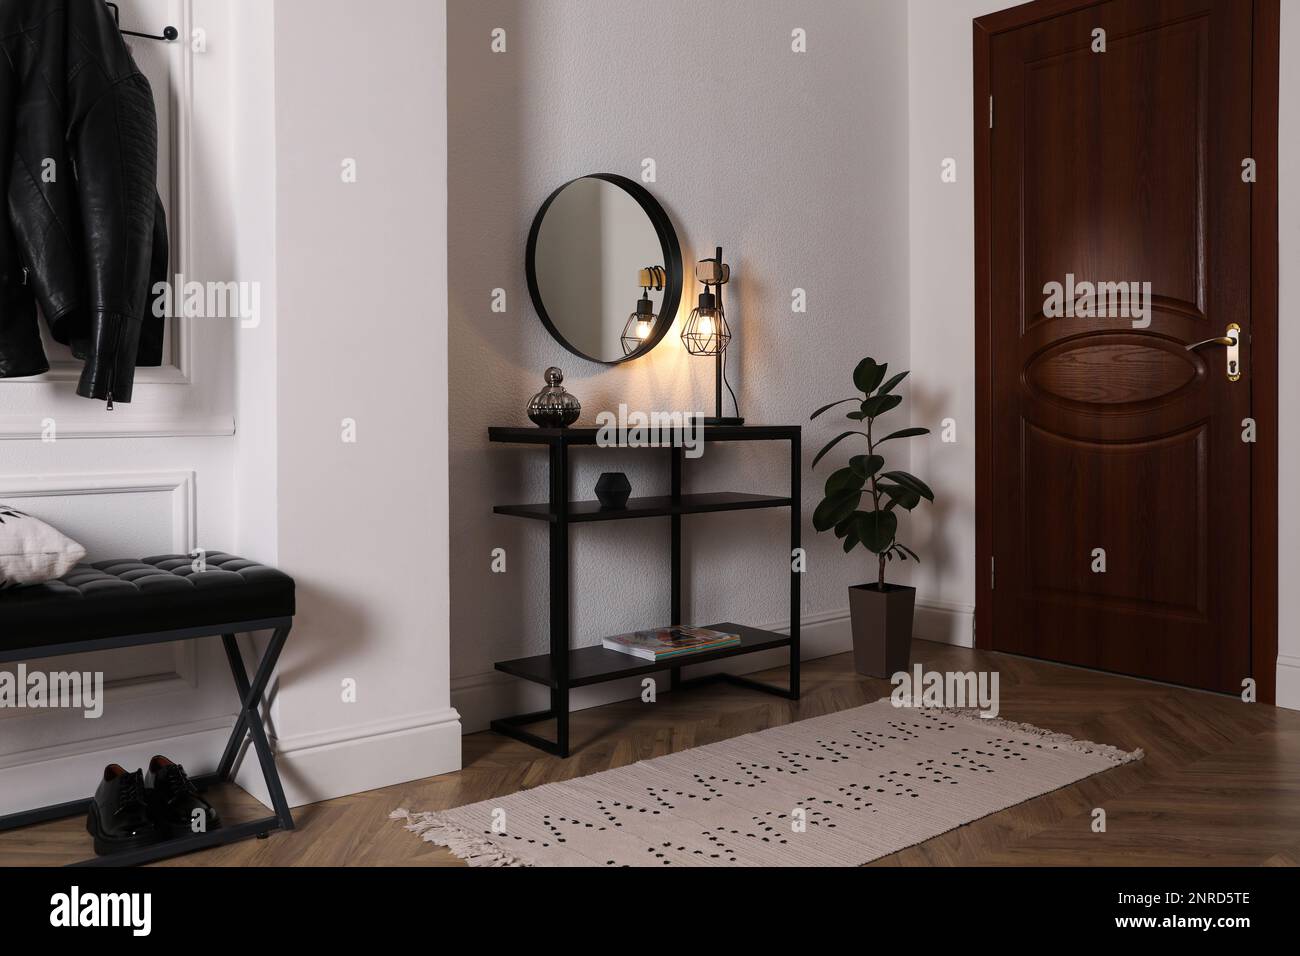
[494,491,792,523]
[489,424,800,445]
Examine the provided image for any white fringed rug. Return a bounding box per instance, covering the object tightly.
[392,700,1141,867]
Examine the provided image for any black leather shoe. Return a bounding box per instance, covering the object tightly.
[146,755,220,836]
[86,765,162,855]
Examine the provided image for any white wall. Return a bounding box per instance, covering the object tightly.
[232,0,279,569]
[904,0,1002,648]
[0,0,251,814]
[2,0,459,815]
[905,0,1300,708]
[256,0,459,804]
[448,0,916,729]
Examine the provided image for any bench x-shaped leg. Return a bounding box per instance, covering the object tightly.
[217,626,294,831]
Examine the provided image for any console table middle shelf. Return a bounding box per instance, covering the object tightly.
[488,424,801,757]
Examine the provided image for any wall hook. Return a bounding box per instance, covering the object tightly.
[105,2,178,42]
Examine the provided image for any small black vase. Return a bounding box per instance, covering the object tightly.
[594,472,632,510]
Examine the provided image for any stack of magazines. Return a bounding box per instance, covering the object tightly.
[602,626,740,661]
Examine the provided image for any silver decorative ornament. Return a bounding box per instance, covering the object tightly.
[527,367,581,428]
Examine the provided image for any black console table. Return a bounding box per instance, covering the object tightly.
[488,424,801,757]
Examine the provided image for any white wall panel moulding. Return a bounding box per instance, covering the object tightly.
[0,416,234,440]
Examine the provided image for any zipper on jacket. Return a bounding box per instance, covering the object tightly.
[104,315,127,412]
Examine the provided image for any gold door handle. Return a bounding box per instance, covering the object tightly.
[1184,324,1241,381]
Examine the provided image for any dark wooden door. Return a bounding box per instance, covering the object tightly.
[986,0,1253,693]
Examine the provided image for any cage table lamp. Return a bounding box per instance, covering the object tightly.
[681,246,743,426]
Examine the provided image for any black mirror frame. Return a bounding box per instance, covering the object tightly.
[526,173,683,366]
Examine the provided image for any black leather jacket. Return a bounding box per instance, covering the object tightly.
[0,0,167,405]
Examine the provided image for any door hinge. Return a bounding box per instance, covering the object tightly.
[989,95,994,129]
[990,555,995,590]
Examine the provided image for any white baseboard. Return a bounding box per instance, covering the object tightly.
[0,706,464,817]
[1276,655,1300,712]
[236,707,462,809]
[914,598,976,648]
[0,716,235,817]
[453,610,853,734]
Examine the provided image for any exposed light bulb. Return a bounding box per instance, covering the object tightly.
[636,320,652,339]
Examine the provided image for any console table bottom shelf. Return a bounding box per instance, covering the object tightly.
[491,622,799,757]
[494,622,792,688]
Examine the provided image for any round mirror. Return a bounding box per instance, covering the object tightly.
[526,174,682,364]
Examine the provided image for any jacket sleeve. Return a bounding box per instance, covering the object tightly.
[135,192,168,368]
[65,0,162,403]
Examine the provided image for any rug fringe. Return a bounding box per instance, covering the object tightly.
[928,705,1144,765]
[389,809,532,867]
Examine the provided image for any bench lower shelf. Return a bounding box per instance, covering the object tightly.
[494,622,792,689]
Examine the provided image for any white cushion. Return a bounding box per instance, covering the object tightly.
[0,505,87,589]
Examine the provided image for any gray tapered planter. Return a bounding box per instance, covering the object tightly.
[848,583,915,678]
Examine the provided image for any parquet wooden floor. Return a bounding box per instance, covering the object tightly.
[2,639,1297,866]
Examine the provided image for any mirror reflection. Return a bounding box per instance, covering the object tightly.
[528,176,679,364]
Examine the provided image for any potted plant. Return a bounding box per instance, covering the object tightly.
[810,357,933,678]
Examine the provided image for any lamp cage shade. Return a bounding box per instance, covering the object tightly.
[621,294,658,355]
[681,291,731,356]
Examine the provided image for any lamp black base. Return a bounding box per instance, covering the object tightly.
[705,416,745,426]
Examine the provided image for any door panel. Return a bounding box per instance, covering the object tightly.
[987,0,1252,693]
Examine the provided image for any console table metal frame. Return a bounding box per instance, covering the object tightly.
[488,425,801,757]
[0,619,294,867]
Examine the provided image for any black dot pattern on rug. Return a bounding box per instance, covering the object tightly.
[773,750,816,772]
[880,721,922,742]
[594,799,657,827]
[984,737,1036,760]
[754,807,836,833]
[848,729,893,751]
[812,738,862,760]
[876,769,919,798]
[947,748,996,773]
[484,826,552,848]
[701,828,740,863]
[836,784,878,810]
[640,834,740,865]
[692,772,750,795]
[747,812,791,844]
[644,787,680,809]
[734,760,778,783]
[916,713,959,731]
[914,759,959,785]
[540,813,606,843]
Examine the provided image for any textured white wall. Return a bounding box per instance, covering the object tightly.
[906,0,1300,707]
[232,0,279,568]
[904,0,1002,638]
[260,0,459,803]
[448,0,913,724]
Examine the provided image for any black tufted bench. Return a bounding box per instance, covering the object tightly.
[0,552,296,867]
